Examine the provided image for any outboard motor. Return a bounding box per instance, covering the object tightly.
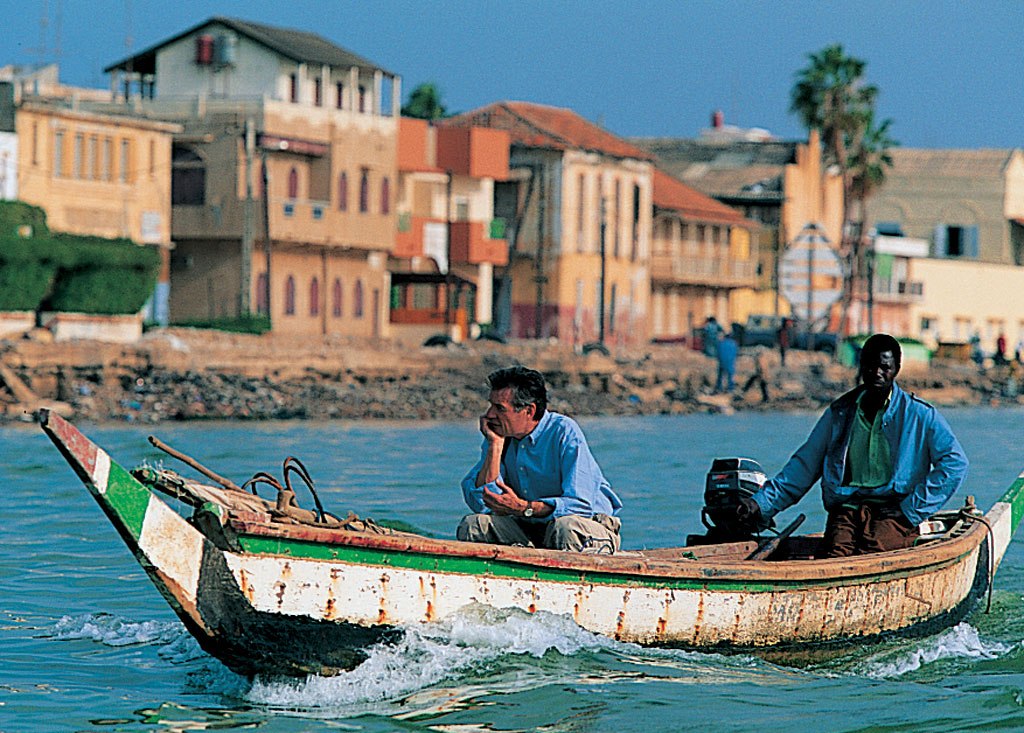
[687,457,773,545]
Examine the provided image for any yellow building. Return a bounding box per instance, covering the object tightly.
[105,16,401,338]
[444,102,653,347]
[650,169,759,339]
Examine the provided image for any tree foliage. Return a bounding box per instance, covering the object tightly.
[401,82,448,120]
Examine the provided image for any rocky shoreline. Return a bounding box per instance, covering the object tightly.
[2,328,1022,425]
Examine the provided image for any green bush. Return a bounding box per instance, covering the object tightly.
[0,201,49,237]
[0,233,160,314]
[171,314,271,334]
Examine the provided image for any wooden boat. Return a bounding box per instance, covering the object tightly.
[41,409,1024,677]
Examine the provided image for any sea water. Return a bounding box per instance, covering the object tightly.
[4,407,1024,732]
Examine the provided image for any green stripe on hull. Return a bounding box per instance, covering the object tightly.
[97,460,151,541]
[1001,476,1024,534]
[237,534,972,593]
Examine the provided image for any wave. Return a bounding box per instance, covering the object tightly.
[856,622,1013,678]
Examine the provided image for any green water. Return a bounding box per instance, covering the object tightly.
[4,408,1024,732]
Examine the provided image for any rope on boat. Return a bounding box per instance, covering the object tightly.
[282,456,339,524]
[959,497,995,613]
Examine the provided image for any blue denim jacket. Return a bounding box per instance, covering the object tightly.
[751,382,968,526]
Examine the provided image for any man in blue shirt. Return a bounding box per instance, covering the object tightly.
[736,333,968,557]
[458,366,623,552]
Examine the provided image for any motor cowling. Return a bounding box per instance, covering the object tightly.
[690,457,773,544]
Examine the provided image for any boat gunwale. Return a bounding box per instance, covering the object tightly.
[226,514,989,584]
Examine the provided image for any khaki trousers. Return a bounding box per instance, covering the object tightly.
[456,513,621,553]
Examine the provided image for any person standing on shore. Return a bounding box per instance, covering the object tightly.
[741,345,771,403]
[777,318,791,366]
[703,316,722,358]
[715,330,738,393]
[457,366,623,553]
[735,333,968,557]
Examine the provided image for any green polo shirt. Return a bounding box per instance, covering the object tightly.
[847,390,893,488]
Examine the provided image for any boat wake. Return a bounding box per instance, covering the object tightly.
[855,622,1013,678]
[50,612,208,665]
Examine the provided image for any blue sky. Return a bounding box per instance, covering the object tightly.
[2,0,1021,148]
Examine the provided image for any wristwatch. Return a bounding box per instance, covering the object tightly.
[523,503,534,518]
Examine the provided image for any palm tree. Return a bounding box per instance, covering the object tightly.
[790,44,889,336]
[401,82,448,120]
[849,113,898,332]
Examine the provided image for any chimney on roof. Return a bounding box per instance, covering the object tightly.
[712,109,724,129]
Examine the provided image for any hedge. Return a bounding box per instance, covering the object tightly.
[0,201,49,238]
[0,233,161,314]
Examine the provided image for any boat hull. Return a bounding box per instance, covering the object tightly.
[40,410,1022,677]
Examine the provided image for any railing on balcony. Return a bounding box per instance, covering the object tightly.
[872,279,924,303]
[649,254,756,287]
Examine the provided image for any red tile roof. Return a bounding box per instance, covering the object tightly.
[442,101,654,161]
[652,168,751,225]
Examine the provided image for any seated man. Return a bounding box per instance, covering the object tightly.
[457,365,623,552]
[736,333,968,557]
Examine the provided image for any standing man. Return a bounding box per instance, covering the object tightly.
[736,333,968,557]
[458,366,623,552]
[715,329,739,393]
[777,318,791,366]
[703,316,722,358]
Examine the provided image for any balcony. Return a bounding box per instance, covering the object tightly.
[872,279,924,304]
[449,220,508,266]
[650,253,756,288]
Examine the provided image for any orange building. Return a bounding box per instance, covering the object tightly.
[443,102,654,347]
[391,117,509,343]
[105,17,401,338]
[650,169,759,340]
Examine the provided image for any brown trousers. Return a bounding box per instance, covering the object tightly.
[819,502,917,558]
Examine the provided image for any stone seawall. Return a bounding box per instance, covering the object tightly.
[1,328,1021,424]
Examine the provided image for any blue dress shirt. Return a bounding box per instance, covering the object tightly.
[461,410,622,520]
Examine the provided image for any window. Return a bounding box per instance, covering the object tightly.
[380,176,390,214]
[354,279,364,318]
[935,224,979,258]
[101,137,112,181]
[609,283,618,334]
[256,273,268,314]
[31,122,38,165]
[332,278,343,317]
[614,179,621,257]
[359,168,369,213]
[284,275,296,315]
[314,77,322,107]
[53,130,64,177]
[119,139,130,183]
[632,183,641,260]
[577,173,586,251]
[287,167,299,199]
[358,85,366,113]
[171,145,205,205]
[337,171,348,210]
[148,139,155,177]
[289,73,299,103]
[335,82,344,109]
[310,277,320,316]
[74,133,84,178]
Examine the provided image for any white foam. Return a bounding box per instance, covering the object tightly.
[52,613,183,647]
[245,604,611,711]
[858,622,1012,678]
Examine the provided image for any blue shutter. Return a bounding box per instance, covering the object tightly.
[933,225,947,257]
[966,226,979,258]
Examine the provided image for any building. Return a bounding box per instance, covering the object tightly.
[391,117,510,343]
[2,73,179,324]
[858,148,1024,351]
[104,16,402,337]
[650,168,759,339]
[635,122,844,320]
[443,101,654,347]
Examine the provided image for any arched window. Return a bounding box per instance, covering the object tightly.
[284,275,296,315]
[358,85,366,113]
[354,279,364,318]
[380,176,390,214]
[337,171,348,211]
[359,169,369,213]
[287,167,299,199]
[309,277,320,316]
[332,278,343,317]
[256,272,268,314]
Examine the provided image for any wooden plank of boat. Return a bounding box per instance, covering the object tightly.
[40,409,1024,677]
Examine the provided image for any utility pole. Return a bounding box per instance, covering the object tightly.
[534,167,546,339]
[444,170,453,335]
[260,149,271,321]
[240,118,255,316]
[598,197,607,346]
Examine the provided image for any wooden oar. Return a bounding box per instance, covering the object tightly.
[745,513,806,561]
[148,435,243,492]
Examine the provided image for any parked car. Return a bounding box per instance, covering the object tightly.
[737,314,838,354]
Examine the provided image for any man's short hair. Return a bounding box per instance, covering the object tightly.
[487,365,547,415]
[860,333,902,369]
